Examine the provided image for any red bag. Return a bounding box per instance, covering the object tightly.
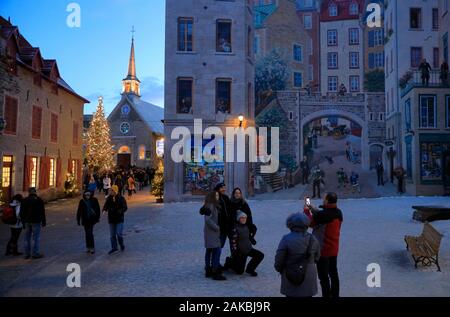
[1,206,17,225]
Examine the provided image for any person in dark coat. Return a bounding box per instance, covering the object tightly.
[201,191,227,281]
[304,192,343,298]
[440,60,449,86]
[375,158,384,186]
[311,165,325,199]
[5,194,24,256]
[77,190,101,254]
[275,213,320,297]
[214,182,232,250]
[20,188,46,259]
[226,211,264,276]
[230,188,257,244]
[394,166,406,194]
[103,185,128,254]
[419,58,432,86]
[300,156,309,185]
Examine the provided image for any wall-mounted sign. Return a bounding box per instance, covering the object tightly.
[156,139,164,157]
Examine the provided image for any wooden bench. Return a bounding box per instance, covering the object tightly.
[404,222,443,271]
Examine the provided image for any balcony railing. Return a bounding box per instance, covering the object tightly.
[401,70,449,96]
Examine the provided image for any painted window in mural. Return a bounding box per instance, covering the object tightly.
[420,142,447,182]
[216,79,231,113]
[216,20,232,53]
[184,137,225,195]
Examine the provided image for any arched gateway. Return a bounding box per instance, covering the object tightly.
[273,91,386,172]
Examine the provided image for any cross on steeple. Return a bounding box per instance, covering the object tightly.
[131,26,135,40]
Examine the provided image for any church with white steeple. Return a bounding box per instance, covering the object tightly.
[108,34,164,170]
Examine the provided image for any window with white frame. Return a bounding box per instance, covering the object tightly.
[349,52,359,68]
[375,52,384,67]
[374,29,383,46]
[327,29,338,46]
[419,95,436,128]
[304,14,312,29]
[328,76,338,92]
[349,28,359,45]
[349,76,359,92]
[349,2,358,15]
[293,44,302,62]
[329,3,338,16]
[328,52,338,69]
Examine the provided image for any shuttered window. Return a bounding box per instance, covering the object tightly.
[73,121,79,145]
[4,96,18,135]
[32,106,42,139]
[50,113,58,142]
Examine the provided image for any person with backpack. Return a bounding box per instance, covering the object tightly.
[304,192,343,298]
[20,187,46,259]
[103,185,128,255]
[77,190,101,254]
[274,213,321,297]
[4,194,24,256]
[225,211,264,277]
[200,191,227,281]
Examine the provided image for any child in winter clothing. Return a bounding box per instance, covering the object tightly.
[225,211,264,276]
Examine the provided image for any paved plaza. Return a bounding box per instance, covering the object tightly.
[1,191,450,297]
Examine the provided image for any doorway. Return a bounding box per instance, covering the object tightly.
[2,155,13,203]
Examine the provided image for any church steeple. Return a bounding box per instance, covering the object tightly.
[122,27,140,96]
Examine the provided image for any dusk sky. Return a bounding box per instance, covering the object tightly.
[0,0,166,115]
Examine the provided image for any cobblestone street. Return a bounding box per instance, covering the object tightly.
[1,191,450,297]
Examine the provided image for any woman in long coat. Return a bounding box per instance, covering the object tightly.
[275,213,321,297]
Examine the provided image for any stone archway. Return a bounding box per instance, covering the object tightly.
[300,109,369,170]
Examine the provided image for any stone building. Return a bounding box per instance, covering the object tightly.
[107,37,164,170]
[254,0,312,90]
[259,91,386,171]
[363,0,385,76]
[296,0,321,92]
[439,0,449,64]
[164,0,255,202]
[320,0,365,94]
[0,16,89,202]
[384,0,440,174]
[393,0,450,196]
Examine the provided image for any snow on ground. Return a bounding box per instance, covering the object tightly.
[0,194,449,297]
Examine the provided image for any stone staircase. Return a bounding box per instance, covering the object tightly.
[256,164,284,192]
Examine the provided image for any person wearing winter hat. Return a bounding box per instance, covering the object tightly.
[226,211,264,277]
[103,184,127,255]
[274,213,321,297]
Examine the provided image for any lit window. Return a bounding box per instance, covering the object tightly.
[49,158,56,187]
[31,157,38,188]
[139,145,146,160]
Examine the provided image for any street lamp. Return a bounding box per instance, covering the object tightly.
[238,114,244,127]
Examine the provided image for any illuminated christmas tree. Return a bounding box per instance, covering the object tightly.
[151,163,164,202]
[86,97,114,173]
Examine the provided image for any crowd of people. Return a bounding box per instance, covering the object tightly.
[84,166,156,199]
[198,182,343,298]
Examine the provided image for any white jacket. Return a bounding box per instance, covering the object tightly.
[10,204,22,229]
